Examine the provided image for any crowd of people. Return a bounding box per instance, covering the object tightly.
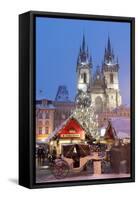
[37,145,57,165]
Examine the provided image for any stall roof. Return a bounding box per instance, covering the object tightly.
[101,117,130,139]
[44,114,85,143]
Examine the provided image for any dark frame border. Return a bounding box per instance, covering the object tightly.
[19,11,135,189]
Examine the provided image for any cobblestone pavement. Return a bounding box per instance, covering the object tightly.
[36,158,130,183]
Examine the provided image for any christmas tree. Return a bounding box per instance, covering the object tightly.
[73,90,100,141]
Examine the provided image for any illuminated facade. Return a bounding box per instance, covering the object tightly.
[36,87,75,143]
[76,35,122,113]
[36,99,55,142]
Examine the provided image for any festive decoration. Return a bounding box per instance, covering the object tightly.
[73,90,100,140]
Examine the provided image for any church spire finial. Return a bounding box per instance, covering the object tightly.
[107,35,111,53]
[82,33,86,51]
[79,46,82,53]
[104,35,115,63]
[116,56,119,64]
[104,47,107,61]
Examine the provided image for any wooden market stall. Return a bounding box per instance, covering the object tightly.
[46,116,86,155]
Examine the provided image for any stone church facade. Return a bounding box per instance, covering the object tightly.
[76,35,122,113]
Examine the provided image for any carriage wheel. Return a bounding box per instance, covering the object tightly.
[51,160,69,179]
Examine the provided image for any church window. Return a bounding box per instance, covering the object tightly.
[95,96,103,113]
[110,73,114,83]
[83,73,87,83]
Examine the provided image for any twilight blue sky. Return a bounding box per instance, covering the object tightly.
[36,17,130,105]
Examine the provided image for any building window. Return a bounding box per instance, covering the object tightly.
[39,112,43,119]
[45,127,49,134]
[61,113,66,120]
[110,73,114,84]
[45,120,49,126]
[39,127,42,135]
[38,120,42,126]
[45,111,49,119]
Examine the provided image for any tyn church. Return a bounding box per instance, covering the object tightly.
[76,35,122,113]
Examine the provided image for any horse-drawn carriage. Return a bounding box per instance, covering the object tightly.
[49,144,106,179]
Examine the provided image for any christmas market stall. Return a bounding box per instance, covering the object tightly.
[100,117,130,145]
[45,116,86,155]
[100,118,131,173]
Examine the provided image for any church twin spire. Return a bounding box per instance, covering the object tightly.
[77,34,118,70]
[77,34,119,84]
[77,34,92,67]
[104,36,119,66]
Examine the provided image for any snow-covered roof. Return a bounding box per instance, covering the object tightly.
[44,114,74,143]
[101,117,130,139]
[36,104,55,110]
[44,113,86,143]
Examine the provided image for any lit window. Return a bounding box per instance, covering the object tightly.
[45,127,49,134]
[39,127,42,135]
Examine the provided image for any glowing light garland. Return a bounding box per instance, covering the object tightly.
[73,90,100,140]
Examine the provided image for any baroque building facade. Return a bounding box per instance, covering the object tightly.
[36,99,55,142]
[36,86,75,143]
[76,35,122,113]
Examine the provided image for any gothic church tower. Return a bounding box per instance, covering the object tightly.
[76,35,92,93]
[102,36,122,110]
[76,35,122,113]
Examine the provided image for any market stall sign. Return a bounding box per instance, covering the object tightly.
[58,118,85,139]
[60,133,80,138]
